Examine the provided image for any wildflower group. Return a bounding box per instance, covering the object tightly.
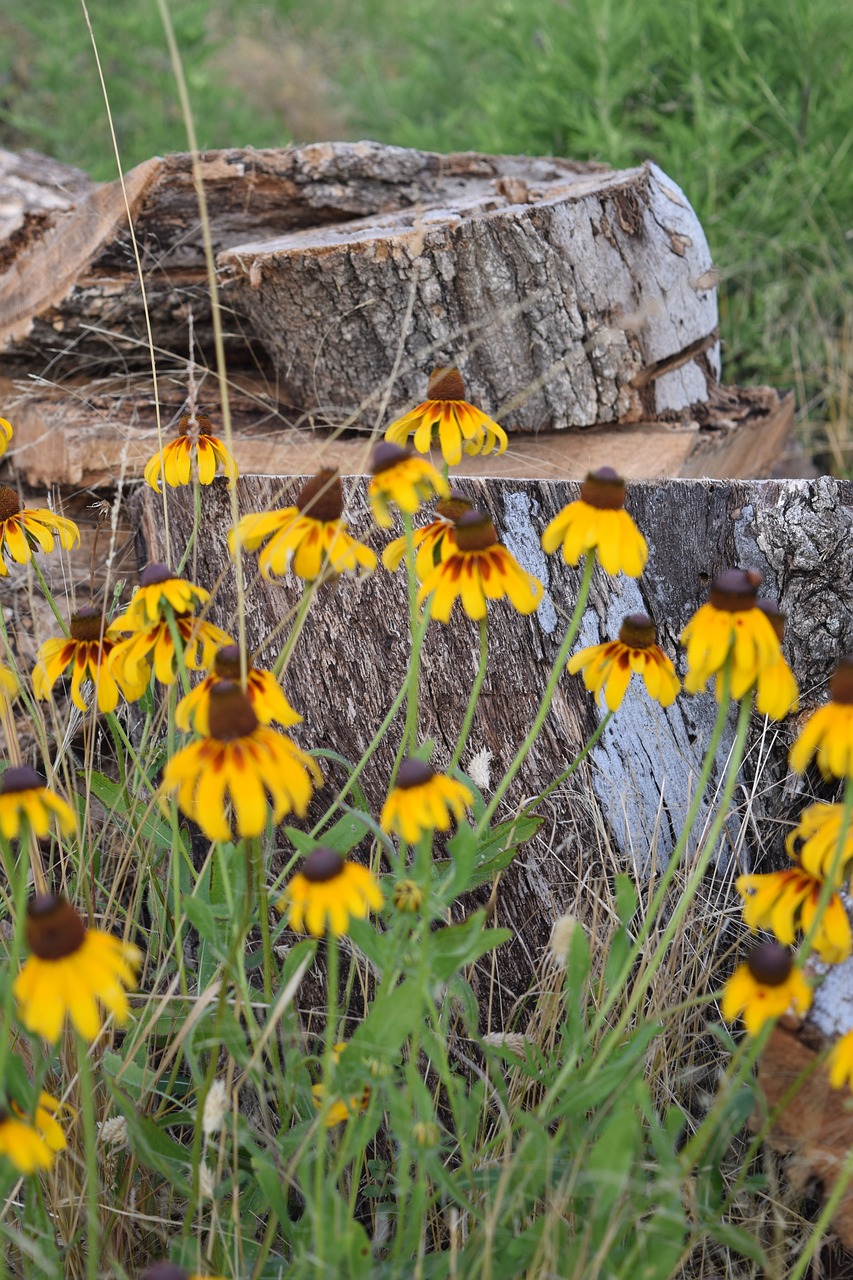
[0,367,851,1275]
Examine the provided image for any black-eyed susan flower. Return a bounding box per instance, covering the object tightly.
[0,416,13,457]
[33,606,148,713]
[786,803,853,886]
[143,411,238,493]
[753,599,799,718]
[311,1042,372,1127]
[175,644,301,733]
[736,868,852,964]
[280,846,384,937]
[566,613,680,711]
[0,1107,56,1174]
[108,568,231,689]
[392,878,425,914]
[382,490,471,579]
[14,895,141,1043]
[108,614,231,690]
[115,563,211,630]
[381,758,473,844]
[790,658,853,779]
[230,469,376,580]
[162,681,322,842]
[368,442,449,529]
[383,366,509,468]
[680,569,786,702]
[0,765,74,840]
[720,942,812,1036]
[828,1030,853,1091]
[541,467,647,577]
[0,485,79,576]
[417,509,543,622]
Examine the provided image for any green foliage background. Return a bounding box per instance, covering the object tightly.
[2,0,851,448]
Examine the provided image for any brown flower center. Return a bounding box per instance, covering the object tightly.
[70,606,107,643]
[396,758,435,790]
[206,681,259,740]
[427,366,466,402]
[830,659,853,706]
[746,942,793,987]
[301,847,345,883]
[0,765,43,795]
[296,469,343,522]
[708,568,762,613]
[213,644,243,680]
[618,613,656,649]
[579,467,626,511]
[0,486,22,522]
[26,895,87,961]
[178,412,213,438]
[371,442,410,475]
[454,510,498,553]
[139,563,175,588]
[435,489,473,523]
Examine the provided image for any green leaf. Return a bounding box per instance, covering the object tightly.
[85,769,179,855]
[425,911,512,984]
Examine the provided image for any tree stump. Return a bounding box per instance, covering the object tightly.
[0,142,795,486]
[132,473,852,990]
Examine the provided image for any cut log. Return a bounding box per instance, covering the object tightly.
[0,144,718,434]
[1,374,791,490]
[216,159,720,430]
[133,474,852,904]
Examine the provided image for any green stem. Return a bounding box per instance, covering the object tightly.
[402,514,421,754]
[449,616,488,772]
[273,578,318,679]
[535,708,614,805]
[0,839,30,1092]
[314,934,340,1270]
[30,560,68,635]
[791,1156,853,1278]
[77,1039,100,1280]
[591,666,734,1032]
[586,687,753,1087]
[477,552,595,835]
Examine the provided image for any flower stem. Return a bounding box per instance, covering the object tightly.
[535,708,614,805]
[273,577,319,678]
[586,684,753,1086]
[591,664,735,1031]
[77,1037,100,1280]
[449,616,488,772]
[402,514,421,754]
[477,551,595,834]
[30,560,68,636]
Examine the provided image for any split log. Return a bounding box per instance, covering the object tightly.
[2,374,792,490]
[132,474,852,955]
[0,144,718,427]
[216,158,720,429]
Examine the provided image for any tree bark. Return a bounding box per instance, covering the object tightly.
[0,144,717,429]
[133,474,852,967]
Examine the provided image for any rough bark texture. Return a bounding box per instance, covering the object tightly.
[218,159,720,430]
[133,475,852,980]
[0,144,716,428]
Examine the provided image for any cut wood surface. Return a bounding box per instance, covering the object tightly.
[0,141,796,483]
[132,474,852,985]
[1,373,792,489]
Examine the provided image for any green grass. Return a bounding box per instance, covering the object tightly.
[1,0,852,457]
